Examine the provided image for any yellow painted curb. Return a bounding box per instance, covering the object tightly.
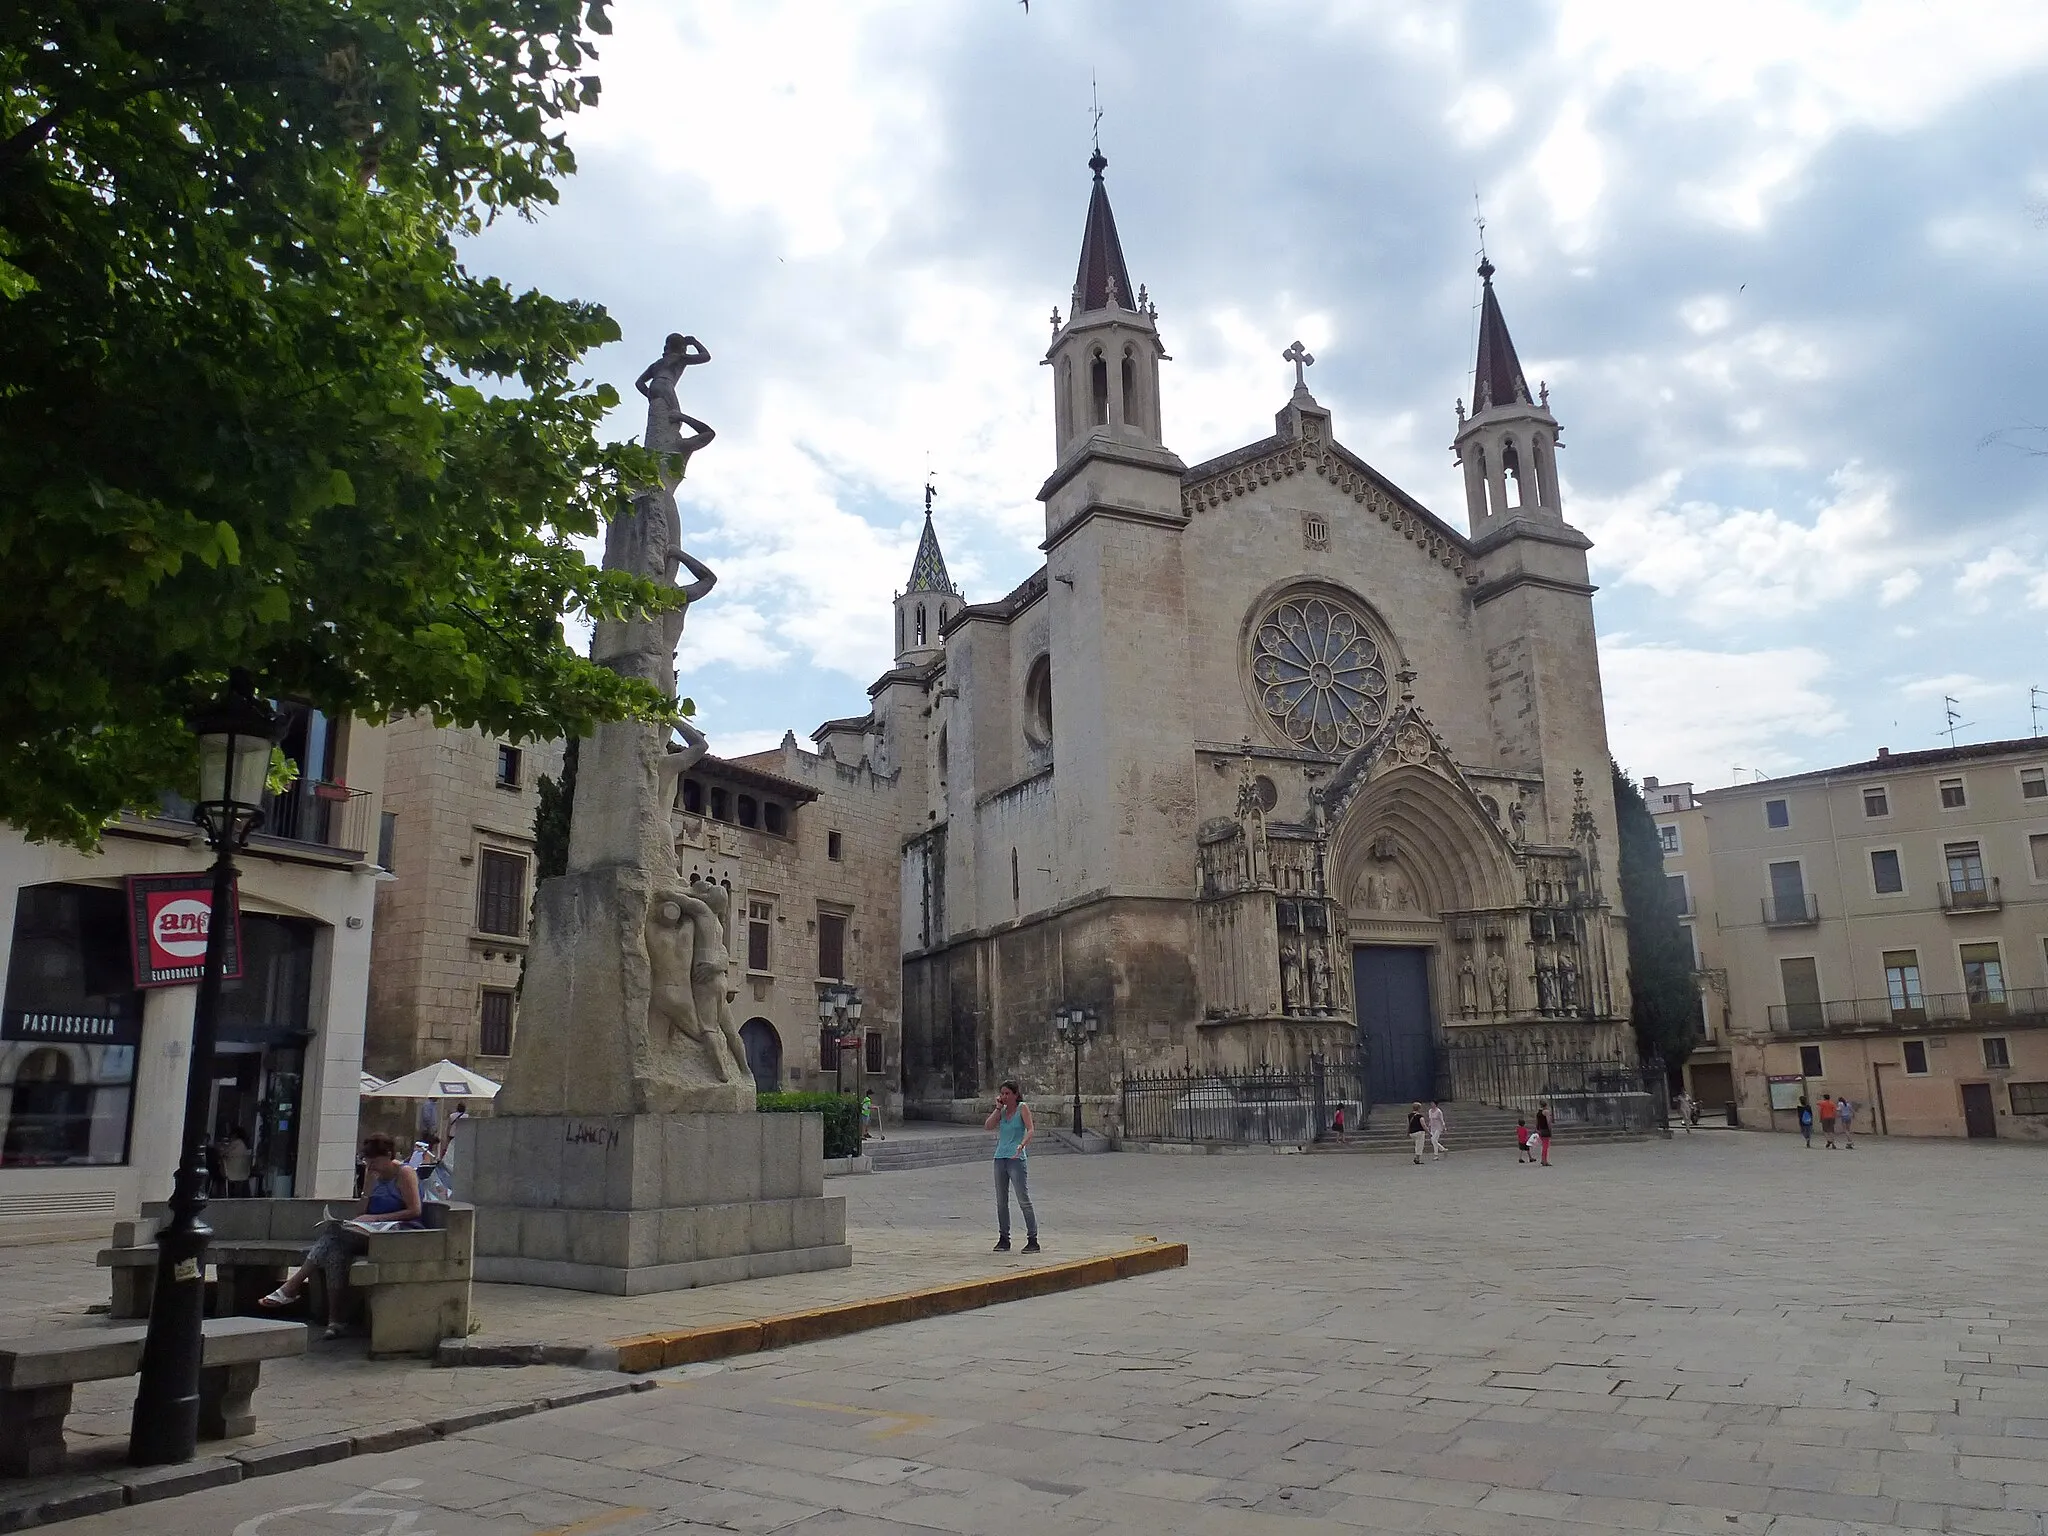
[608,1240,1189,1374]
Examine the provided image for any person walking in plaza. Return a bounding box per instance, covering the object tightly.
[1330,1102,1349,1145]
[862,1091,885,1141]
[1515,1116,1532,1163]
[1675,1091,1694,1133]
[1425,1101,1447,1160]
[1534,1105,1553,1166]
[1407,1103,1427,1163]
[1819,1092,1838,1149]
[1796,1096,1814,1147]
[985,1081,1038,1253]
[221,1130,254,1197]
[1836,1094,1856,1148]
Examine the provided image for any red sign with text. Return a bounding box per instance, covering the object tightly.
[126,874,244,988]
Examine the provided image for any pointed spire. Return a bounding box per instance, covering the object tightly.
[905,479,957,595]
[1471,258,1533,414]
[1072,151,1135,315]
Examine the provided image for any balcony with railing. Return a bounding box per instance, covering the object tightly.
[1766,986,2047,1036]
[147,779,373,862]
[1940,876,2003,914]
[1760,892,1820,927]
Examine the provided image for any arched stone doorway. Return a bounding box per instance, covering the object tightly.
[739,1018,782,1096]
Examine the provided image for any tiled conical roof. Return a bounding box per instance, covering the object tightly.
[1472,258,1533,413]
[905,511,955,595]
[1072,151,1135,314]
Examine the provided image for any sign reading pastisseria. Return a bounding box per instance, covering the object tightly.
[125,873,244,988]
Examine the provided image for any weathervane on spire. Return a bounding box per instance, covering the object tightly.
[924,474,936,520]
[1091,74,1104,158]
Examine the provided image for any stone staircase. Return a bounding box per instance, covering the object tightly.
[1312,1103,1655,1154]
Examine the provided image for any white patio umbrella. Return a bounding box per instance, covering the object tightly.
[359,1070,385,1094]
[362,1058,501,1100]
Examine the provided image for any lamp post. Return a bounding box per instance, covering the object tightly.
[818,983,863,1098]
[1052,1006,1099,1136]
[130,673,279,1466]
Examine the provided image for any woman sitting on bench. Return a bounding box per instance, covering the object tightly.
[259,1134,422,1338]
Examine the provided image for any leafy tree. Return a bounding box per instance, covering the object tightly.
[1611,762,1696,1066]
[1,1,677,848]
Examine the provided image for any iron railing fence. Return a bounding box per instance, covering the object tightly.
[1120,1053,1368,1145]
[1439,1035,1667,1132]
[1767,986,2048,1035]
[1761,893,1820,927]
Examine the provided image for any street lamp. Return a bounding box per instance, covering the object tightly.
[818,984,863,1098]
[1052,1006,1100,1136]
[130,673,279,1466]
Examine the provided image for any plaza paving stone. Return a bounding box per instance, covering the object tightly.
[19,1129,2048,1534]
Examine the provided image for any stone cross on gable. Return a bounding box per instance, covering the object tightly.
[1283,340,1315,390]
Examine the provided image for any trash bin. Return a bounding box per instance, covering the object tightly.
[1724,1101,1739,1128]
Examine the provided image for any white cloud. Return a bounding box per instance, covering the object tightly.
[1954,546,2032,608]
[1879,571,1922,606]
[1576,464,1928,626]
[1898,673,2014,704]
[1601,639,1846,782]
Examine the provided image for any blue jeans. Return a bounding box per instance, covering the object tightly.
[994,1157,1036,1242]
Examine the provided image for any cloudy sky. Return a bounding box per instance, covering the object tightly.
[470,0,2048,787]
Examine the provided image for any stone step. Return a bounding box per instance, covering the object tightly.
[866,1133,1078,1174]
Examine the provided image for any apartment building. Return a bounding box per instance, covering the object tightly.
[1,708,387,1241]
[1688,739,2048,1140]
[364,717,561,1100]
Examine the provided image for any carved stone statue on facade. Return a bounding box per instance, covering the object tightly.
[1457,954,1478,1016]
[1279,942,1303,1015]
[1535,960,1559,1016]
[1508,800,1528,843]
[1307,942,1334,1013]
[1556,951,1580,1014]
[1486,952,1510,1015]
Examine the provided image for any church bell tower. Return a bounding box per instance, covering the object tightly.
[1037,148,1195,902]
[1454,257,1565,542]
[894,481,957,665]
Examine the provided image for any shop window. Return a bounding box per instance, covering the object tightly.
[480,989,514,1057]
[1798,1045,1823,1078]
[747,900,773,973]
[1765,798,1790,829]
[1,884,142,1170]
[1982,1036,2011,1070]
[1870,849,1904,895]
[495,744,522,789]
[763,802,786,836]
[1939,777,1967,810]
[827,830,843,862]
[2010,1081,2048,1115]
[817,912,846,981]
[1903,1039,1930,1076]
[1862,786,1889,818]
[476,850,527,937]
[864,1030,884,1075]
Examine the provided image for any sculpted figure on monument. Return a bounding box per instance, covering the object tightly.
[1457,954,1479,1016]
[1279,942,1303,1014]
[684,879,751,1080]
[1557,951,1580,1013]
[1307,942,1334,1013]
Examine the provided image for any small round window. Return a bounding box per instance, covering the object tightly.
[1024,656,1053,749]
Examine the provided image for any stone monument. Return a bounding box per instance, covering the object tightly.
[468,334,851,1293]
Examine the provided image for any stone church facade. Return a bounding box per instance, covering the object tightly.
[800,152,1632,1119]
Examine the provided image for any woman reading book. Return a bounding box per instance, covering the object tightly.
[259,1133,422,1338]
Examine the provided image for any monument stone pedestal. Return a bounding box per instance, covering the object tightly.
[466,1111,849,1295]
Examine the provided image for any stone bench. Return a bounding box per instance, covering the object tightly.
[0,1315,305,1477]
[99,1200,475,1358]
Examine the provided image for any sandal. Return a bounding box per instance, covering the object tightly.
[257,1288,296,1309]
[322,1324,346,1340]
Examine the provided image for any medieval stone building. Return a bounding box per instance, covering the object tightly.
[802,151,1632,1118]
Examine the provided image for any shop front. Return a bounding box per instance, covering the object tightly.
[208,913,317,1198]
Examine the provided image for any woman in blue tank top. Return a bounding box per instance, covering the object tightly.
[984,1081,1038,1253]
[261,1133,422,1337]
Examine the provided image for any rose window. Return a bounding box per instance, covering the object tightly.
[1250,594,1388,753]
